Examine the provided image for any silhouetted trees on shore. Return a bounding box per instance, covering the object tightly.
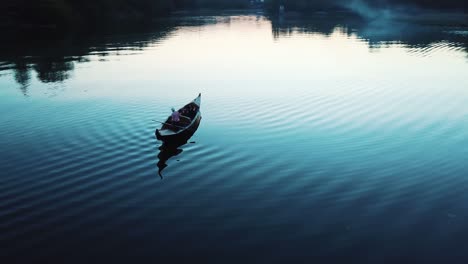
[1,0,466,32]
[264,0,468,13]
[0,0,252,31]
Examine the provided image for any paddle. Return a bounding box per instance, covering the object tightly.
[152,120,186,129]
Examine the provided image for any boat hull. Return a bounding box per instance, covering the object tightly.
[155,114,201,144]
[155,93,202,144]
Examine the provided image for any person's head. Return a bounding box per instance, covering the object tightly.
[171,107,175,112]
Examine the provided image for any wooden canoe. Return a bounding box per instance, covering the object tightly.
[155,93,202,143]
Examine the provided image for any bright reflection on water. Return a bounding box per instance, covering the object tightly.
[1,12,468,263]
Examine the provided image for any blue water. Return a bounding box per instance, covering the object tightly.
[1,13,468,263]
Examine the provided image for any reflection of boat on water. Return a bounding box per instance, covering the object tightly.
[157,142,183,178]
[156,129,199,178]
[156,94,202,177]
[155,93,201,144]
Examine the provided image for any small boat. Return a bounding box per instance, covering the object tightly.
[155,93,202,143]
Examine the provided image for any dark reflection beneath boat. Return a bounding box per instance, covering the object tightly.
[157,136,196,179]
[157,142,185,179]
[156,119,200,179]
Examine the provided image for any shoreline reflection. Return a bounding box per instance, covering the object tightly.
[0,11,466,97]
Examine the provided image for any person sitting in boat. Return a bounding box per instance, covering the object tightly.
[171,108,180,123]
[171,107,191,124]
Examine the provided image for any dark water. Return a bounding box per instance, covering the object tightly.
[1,12,468,263]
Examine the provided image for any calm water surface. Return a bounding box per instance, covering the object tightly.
[1,12,468,263]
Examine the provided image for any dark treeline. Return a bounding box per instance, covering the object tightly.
[173,0,251,9]
[0,0,252,31]
[264,0,468,12]
[2,0,466,32]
